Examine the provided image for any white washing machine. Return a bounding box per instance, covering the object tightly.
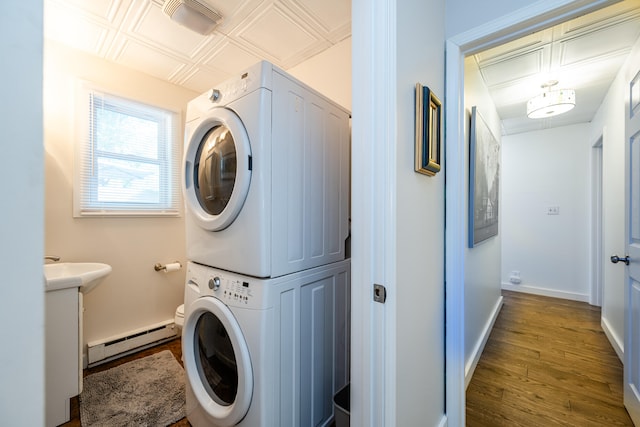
[182,260,350,427]
[183,61,351,278]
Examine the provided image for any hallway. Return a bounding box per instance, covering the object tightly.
[466,291,633,426]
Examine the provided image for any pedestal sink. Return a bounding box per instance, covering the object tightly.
[44,262,112,426]
[44,262,112,294]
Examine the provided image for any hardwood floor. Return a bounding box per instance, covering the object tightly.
[62,338,190,427]
[466,290,633,426]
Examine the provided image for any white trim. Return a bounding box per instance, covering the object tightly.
[590,135,604,307]
[449,0,618,53]
[501,282,590,302]
[444,39,467,427]
[445,1,615,423]
[602,315,624,362]
[351,0,396,425]
[436,414,448,427]
[465,296,503,388]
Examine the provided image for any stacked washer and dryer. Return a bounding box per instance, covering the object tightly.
[181,61,351,427]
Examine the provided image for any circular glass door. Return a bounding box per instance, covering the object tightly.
[195,311,238,405]
[183,297,253,425]
[183,108,251,231]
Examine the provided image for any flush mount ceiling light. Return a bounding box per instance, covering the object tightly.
[162,0,222,35]
[526,80,576,119]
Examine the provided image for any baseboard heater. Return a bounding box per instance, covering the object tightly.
[87,319,178,367]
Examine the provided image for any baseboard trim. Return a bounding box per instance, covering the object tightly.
[465,296,504,389]
[601,315,624,363]
[501,282,589,303]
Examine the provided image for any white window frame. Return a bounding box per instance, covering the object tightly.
[74,82,182,217]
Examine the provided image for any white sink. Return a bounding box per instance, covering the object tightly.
[44,262,112,294]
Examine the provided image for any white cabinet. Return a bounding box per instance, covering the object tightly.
[45,287,81,427]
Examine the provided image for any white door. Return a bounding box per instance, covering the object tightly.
[622,68,640,423]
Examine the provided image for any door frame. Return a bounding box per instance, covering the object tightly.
[591,135,604,307]
[444,0,616,424]
[351,0,397,425]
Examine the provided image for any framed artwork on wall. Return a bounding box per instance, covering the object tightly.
[415,83,442,176]
[469,106,500,248]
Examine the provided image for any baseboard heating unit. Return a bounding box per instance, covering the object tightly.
[87,319,177,366]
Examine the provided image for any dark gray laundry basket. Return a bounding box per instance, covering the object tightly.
[333,384,350,427]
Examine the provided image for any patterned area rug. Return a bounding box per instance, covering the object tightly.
[80,350,186,426]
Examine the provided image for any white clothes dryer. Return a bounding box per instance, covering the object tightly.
[183,61,350,278]
[182,260,350,427]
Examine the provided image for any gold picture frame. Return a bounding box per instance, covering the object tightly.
[415,83,442,176]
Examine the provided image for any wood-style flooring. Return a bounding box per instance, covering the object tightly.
[63,290,631,426]
[466,290,634,426]
[62,338,190,427]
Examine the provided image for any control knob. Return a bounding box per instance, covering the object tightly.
[209,276,221,291]
[208,88,221,103]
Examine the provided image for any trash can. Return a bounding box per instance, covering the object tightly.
[333,383,350,427]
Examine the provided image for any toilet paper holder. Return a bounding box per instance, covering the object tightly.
[154,261,182,272]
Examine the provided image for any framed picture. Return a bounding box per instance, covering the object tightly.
[469,106,500,248]
[415,83,442,176]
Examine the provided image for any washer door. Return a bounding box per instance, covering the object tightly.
[183,108,252,231]
[183,297,253,426]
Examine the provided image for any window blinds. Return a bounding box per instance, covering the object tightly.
[75,85,181,216]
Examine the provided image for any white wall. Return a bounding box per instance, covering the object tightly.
[351,0,446,424]
[43,41,198,351]
[501,124,592,301]
[589,33,640,357]
[288,38,352,111]
[394,0,446,424]
[463,56,503,383]
[0,1,44,424]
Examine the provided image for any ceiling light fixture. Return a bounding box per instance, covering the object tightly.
[526,80,576,119]
[162,0,222,35]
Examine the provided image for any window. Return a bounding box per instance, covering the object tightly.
[75,84,181,216]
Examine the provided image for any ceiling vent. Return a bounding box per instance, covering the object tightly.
[162,0,222,35]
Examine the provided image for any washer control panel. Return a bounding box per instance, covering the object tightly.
[187,262,267,309]
[213,275,252,304]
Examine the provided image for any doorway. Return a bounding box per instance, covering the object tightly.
[445,0,630,423]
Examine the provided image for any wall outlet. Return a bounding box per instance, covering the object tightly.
[509,270,521,284]
[547,206,560,215]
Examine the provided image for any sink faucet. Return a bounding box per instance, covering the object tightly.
[44,256,61,262]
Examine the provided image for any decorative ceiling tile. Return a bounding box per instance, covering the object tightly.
[205,0,265,35]
[475,0,640,135]
[235,4,319,63]
[203,41,263,75]
[115,39,186,81]
[282,0,351,42]
[559,20,640,67]
[44,0,639,138]
[292,0,350,32]
[177,66,232,93]
[480,48,545,87]
[475,29,552,66]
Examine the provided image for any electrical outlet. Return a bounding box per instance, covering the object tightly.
[547,206,560,215]
[509,270,521,284]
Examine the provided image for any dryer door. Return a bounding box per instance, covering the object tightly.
[183,108,252,231]
[183,296,253,426]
